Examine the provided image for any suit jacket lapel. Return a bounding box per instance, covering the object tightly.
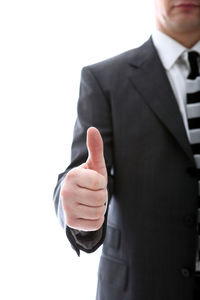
[128,38,194,163]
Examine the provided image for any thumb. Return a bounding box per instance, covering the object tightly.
[86,127,107,179]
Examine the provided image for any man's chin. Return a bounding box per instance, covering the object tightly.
[170,16,200,33]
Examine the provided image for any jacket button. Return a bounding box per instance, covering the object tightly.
[186,167,200,178]
[180,268,191,278]
[183,214,196,227]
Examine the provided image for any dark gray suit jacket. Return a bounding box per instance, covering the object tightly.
[53,38,199,300]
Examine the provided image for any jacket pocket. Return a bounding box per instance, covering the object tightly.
[98,255,128,291]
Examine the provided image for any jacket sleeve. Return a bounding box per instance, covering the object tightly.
[53,66,114,256]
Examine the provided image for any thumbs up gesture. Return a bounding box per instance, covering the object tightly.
[61,127,108,231]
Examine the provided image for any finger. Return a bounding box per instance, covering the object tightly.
[74,204,106,220]
[67,216,104,232]
[86,127,107,178]
[66,167,106,190]
[75,188,107,207]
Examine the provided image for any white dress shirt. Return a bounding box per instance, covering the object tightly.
[152,29,200,142]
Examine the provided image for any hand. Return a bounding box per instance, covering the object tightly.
[61,127,108,231]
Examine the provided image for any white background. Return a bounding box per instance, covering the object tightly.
[0,1,155,299]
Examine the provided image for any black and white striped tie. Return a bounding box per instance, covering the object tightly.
[186,51,200,272]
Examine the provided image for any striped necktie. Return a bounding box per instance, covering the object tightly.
[186,51,200,272]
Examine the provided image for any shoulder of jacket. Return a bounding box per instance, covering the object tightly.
[83,37,153,73]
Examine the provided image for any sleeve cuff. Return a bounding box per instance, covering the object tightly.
[69,227,103,250]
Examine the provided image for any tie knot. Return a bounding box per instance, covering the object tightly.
[188,51,200,79]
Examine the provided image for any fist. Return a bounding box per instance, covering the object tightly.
[61,127,108,231]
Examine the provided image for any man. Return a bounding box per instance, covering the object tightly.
[53,0,200,299]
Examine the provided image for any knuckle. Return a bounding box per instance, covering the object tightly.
[65,169,78,182]
[101,189,107,201]
[91,176,100,188]
[61,192,79,216]
[93,217,104,230]
[94,207,104,219]
[65,215,75,228]
[100,205,106,215]
[61,186,73,202]
[92,207,101,219]
[90,173,104,189]
[96,189,107,204]
[60,186,68,199]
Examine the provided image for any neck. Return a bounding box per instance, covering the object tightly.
[166,31,200,48]
[157,26,200,48]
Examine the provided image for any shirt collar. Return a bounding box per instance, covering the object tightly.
[152,30,200,71]
[152,30,186,71]
[191,40,200,54]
